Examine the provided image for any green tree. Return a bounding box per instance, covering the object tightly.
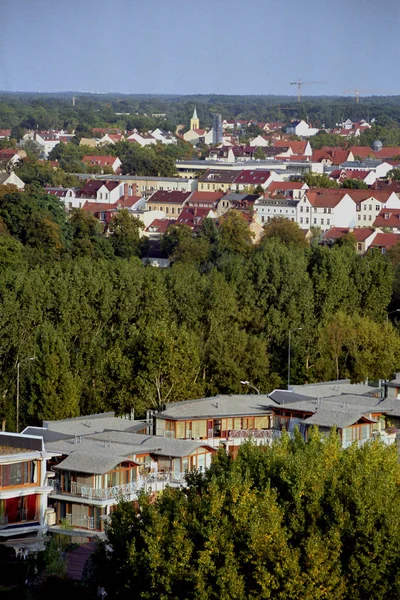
[261,216,308,248]
[108,209,145,258]
[219,210,254,254]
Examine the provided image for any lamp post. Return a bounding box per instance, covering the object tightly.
[387,309,400,322]
[240,380,260,395]
[288,328,302,390]
[16,357,35,433]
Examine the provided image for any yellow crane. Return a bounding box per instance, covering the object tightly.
[343,89,397,103]
[290,80,325,102]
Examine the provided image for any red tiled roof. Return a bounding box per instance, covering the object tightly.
[373,209,400,228]
[82,202,115,214]
[148,190,191,205]
[370,233,400,249]
[350,146,400,159]
[82,155,119,166]
[0,129,11,137]
[323,227,375,242]
[233,170,272,185]
[306,190,348,208]
[312,148,351,165]
[274,140,308,154]
[188,191,225,204]
[146,219,174,233]
[176,207,213,229]
[268,181,306,191]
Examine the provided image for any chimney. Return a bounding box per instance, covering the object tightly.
[124,183,129,198]
[132,183,138,196]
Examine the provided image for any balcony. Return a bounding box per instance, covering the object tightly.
[229,429,291,440]
[51,472,188,502]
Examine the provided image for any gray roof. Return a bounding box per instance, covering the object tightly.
[43,412,144,438]
[22,426,72,442]
[291,380,382,398]
[155,395,277,420]
[303,409,378,429]
[374,398,400,418]
[45,431,213,466]
[54,450,136,475]
[269,390,314,405]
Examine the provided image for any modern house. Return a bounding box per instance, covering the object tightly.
[0,432,55,549]
[153,395,279,457]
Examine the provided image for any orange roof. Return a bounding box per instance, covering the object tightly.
[274,140,308,154]
[268,181,306,191]
[373,209,400,228]
[306,189,348,208]
[350,146,400,159]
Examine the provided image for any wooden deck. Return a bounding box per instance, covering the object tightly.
[66,541,97,580]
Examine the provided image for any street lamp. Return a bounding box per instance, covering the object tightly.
[240,380,260,395]
[387,309,400,322]
[16,357,35,433]
[288,328,302,390]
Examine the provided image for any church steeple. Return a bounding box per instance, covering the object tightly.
[190,106,199,131]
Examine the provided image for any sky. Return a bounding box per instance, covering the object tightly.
[2,0,400,97]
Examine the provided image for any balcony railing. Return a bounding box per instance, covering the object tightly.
[65,472,189,501]
[229,429,292,440]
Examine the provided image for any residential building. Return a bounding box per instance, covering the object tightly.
[269,389,396,448]
[146,189,192,217]
[266,181,309,200]
[285,120,319,137]
[0,432,55,548]
[81,156,122,173]
[373,208,400,232]
[0,172,25,190]
[127,132,157,146]
[369,232,400,253]
[321,227,378,254]
[254,196,299,225]
[198,169,241,192]
[232,169,282,192]
[153,395,279,456]
[301,189,357,231]
[311,148,354,165]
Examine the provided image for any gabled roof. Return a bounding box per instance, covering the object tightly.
[176,207,214,229]
[145,218,174,233]
[82,155,119,166]
[274,140,308,154]
[198,169,238,184]
[306,189,348,208]
[188,191,225,204]
[54,451,137,475]
[303,409,377,429]
[147,190,191,205]
[351,146,400,159]
[233,170,272,185]
[373,208,400,228]
[370,232,400,249]
[322,227,376,242]
[312,148,352,165]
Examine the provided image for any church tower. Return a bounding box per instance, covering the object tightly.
[190,106,199,131]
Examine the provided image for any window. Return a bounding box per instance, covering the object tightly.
[165,207,169,214]
[321,218,324,225]
[328,208,331,214]
[327,219,330,225]
[306,218,309,224]
[171,208,175,214]
[363,215,366,221]
[376,205,380,211]
[369,205,372,211]
[313,218,317,224]
[300,217,303,224]
[357,243,362,251]
[369,215,372,221]
[300,206,303,213]
[306,207,309,212]
[358,215,361,221]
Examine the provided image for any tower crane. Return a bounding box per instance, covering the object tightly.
[290,80,325,102]
[343,89,397,103]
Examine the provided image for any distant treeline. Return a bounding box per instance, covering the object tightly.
[3,92,400,133]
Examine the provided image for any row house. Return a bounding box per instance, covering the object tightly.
[0,432,55,549]
[198,169,238,192]
[153,395,279,457]
[351,190,400,225]
[269,389,396,449]
[254,196,299,225]
[45,432,214,533]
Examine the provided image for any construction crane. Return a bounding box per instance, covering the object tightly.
[290,80,325,103]
[343,89,397,103]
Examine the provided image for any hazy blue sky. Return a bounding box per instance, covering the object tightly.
[2,0,400,96]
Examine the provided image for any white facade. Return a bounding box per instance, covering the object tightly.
[254,198,298,224]
[356,192,400,226]
[127,132,157,146]
[300,194,357,232]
